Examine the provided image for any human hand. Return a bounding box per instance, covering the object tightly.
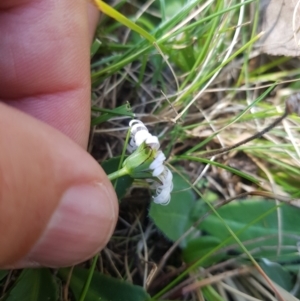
[0,0,118,268]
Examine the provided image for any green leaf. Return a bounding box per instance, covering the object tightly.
[182,236,225,266]
[91,103,134,126]
[259,258,293,291]
[102,156,133,200]
[90,39,102,58]
[4,269,58,301]
[149,173,195,247]
[58,267,151,301]
[199,199,300,259]
[93,0,155,44]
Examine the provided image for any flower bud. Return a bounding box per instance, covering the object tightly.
[122,143,157,178]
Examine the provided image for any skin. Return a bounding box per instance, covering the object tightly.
[0,0,118,268]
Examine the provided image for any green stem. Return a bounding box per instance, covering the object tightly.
[78,254,98,301]
[108,167,129,180]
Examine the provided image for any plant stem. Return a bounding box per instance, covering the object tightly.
[108,167,129,180]
[78,254,98,301]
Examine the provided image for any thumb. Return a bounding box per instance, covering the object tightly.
[0,103,118,268]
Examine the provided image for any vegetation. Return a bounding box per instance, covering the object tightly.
[2,0,300,300]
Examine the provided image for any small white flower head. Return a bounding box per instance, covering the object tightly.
[128,120,160,153]
[148,167,173,205]
[125,119,173,205]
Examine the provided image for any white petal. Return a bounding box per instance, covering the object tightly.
[149,151,165,170]
[161,168,173,184]
[130,120,148,136]
[145,135,160,150]
[153,189,171,205]
[127,139,137,153]
[129,119,144,127]
[135,130,152,146]
[154,151,166,162]
[157,168,173,190]
[127,145,135,153]
[149,159,161,171]
[160,199,171,206]
[131,124,148,136]
[152,164,165,177]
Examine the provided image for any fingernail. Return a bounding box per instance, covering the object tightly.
[19,183,117,267]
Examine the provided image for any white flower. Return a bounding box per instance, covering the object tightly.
[128,120,160,152]
[149,167,173,205]
[127,119,173,205]
[150,151,166,177]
